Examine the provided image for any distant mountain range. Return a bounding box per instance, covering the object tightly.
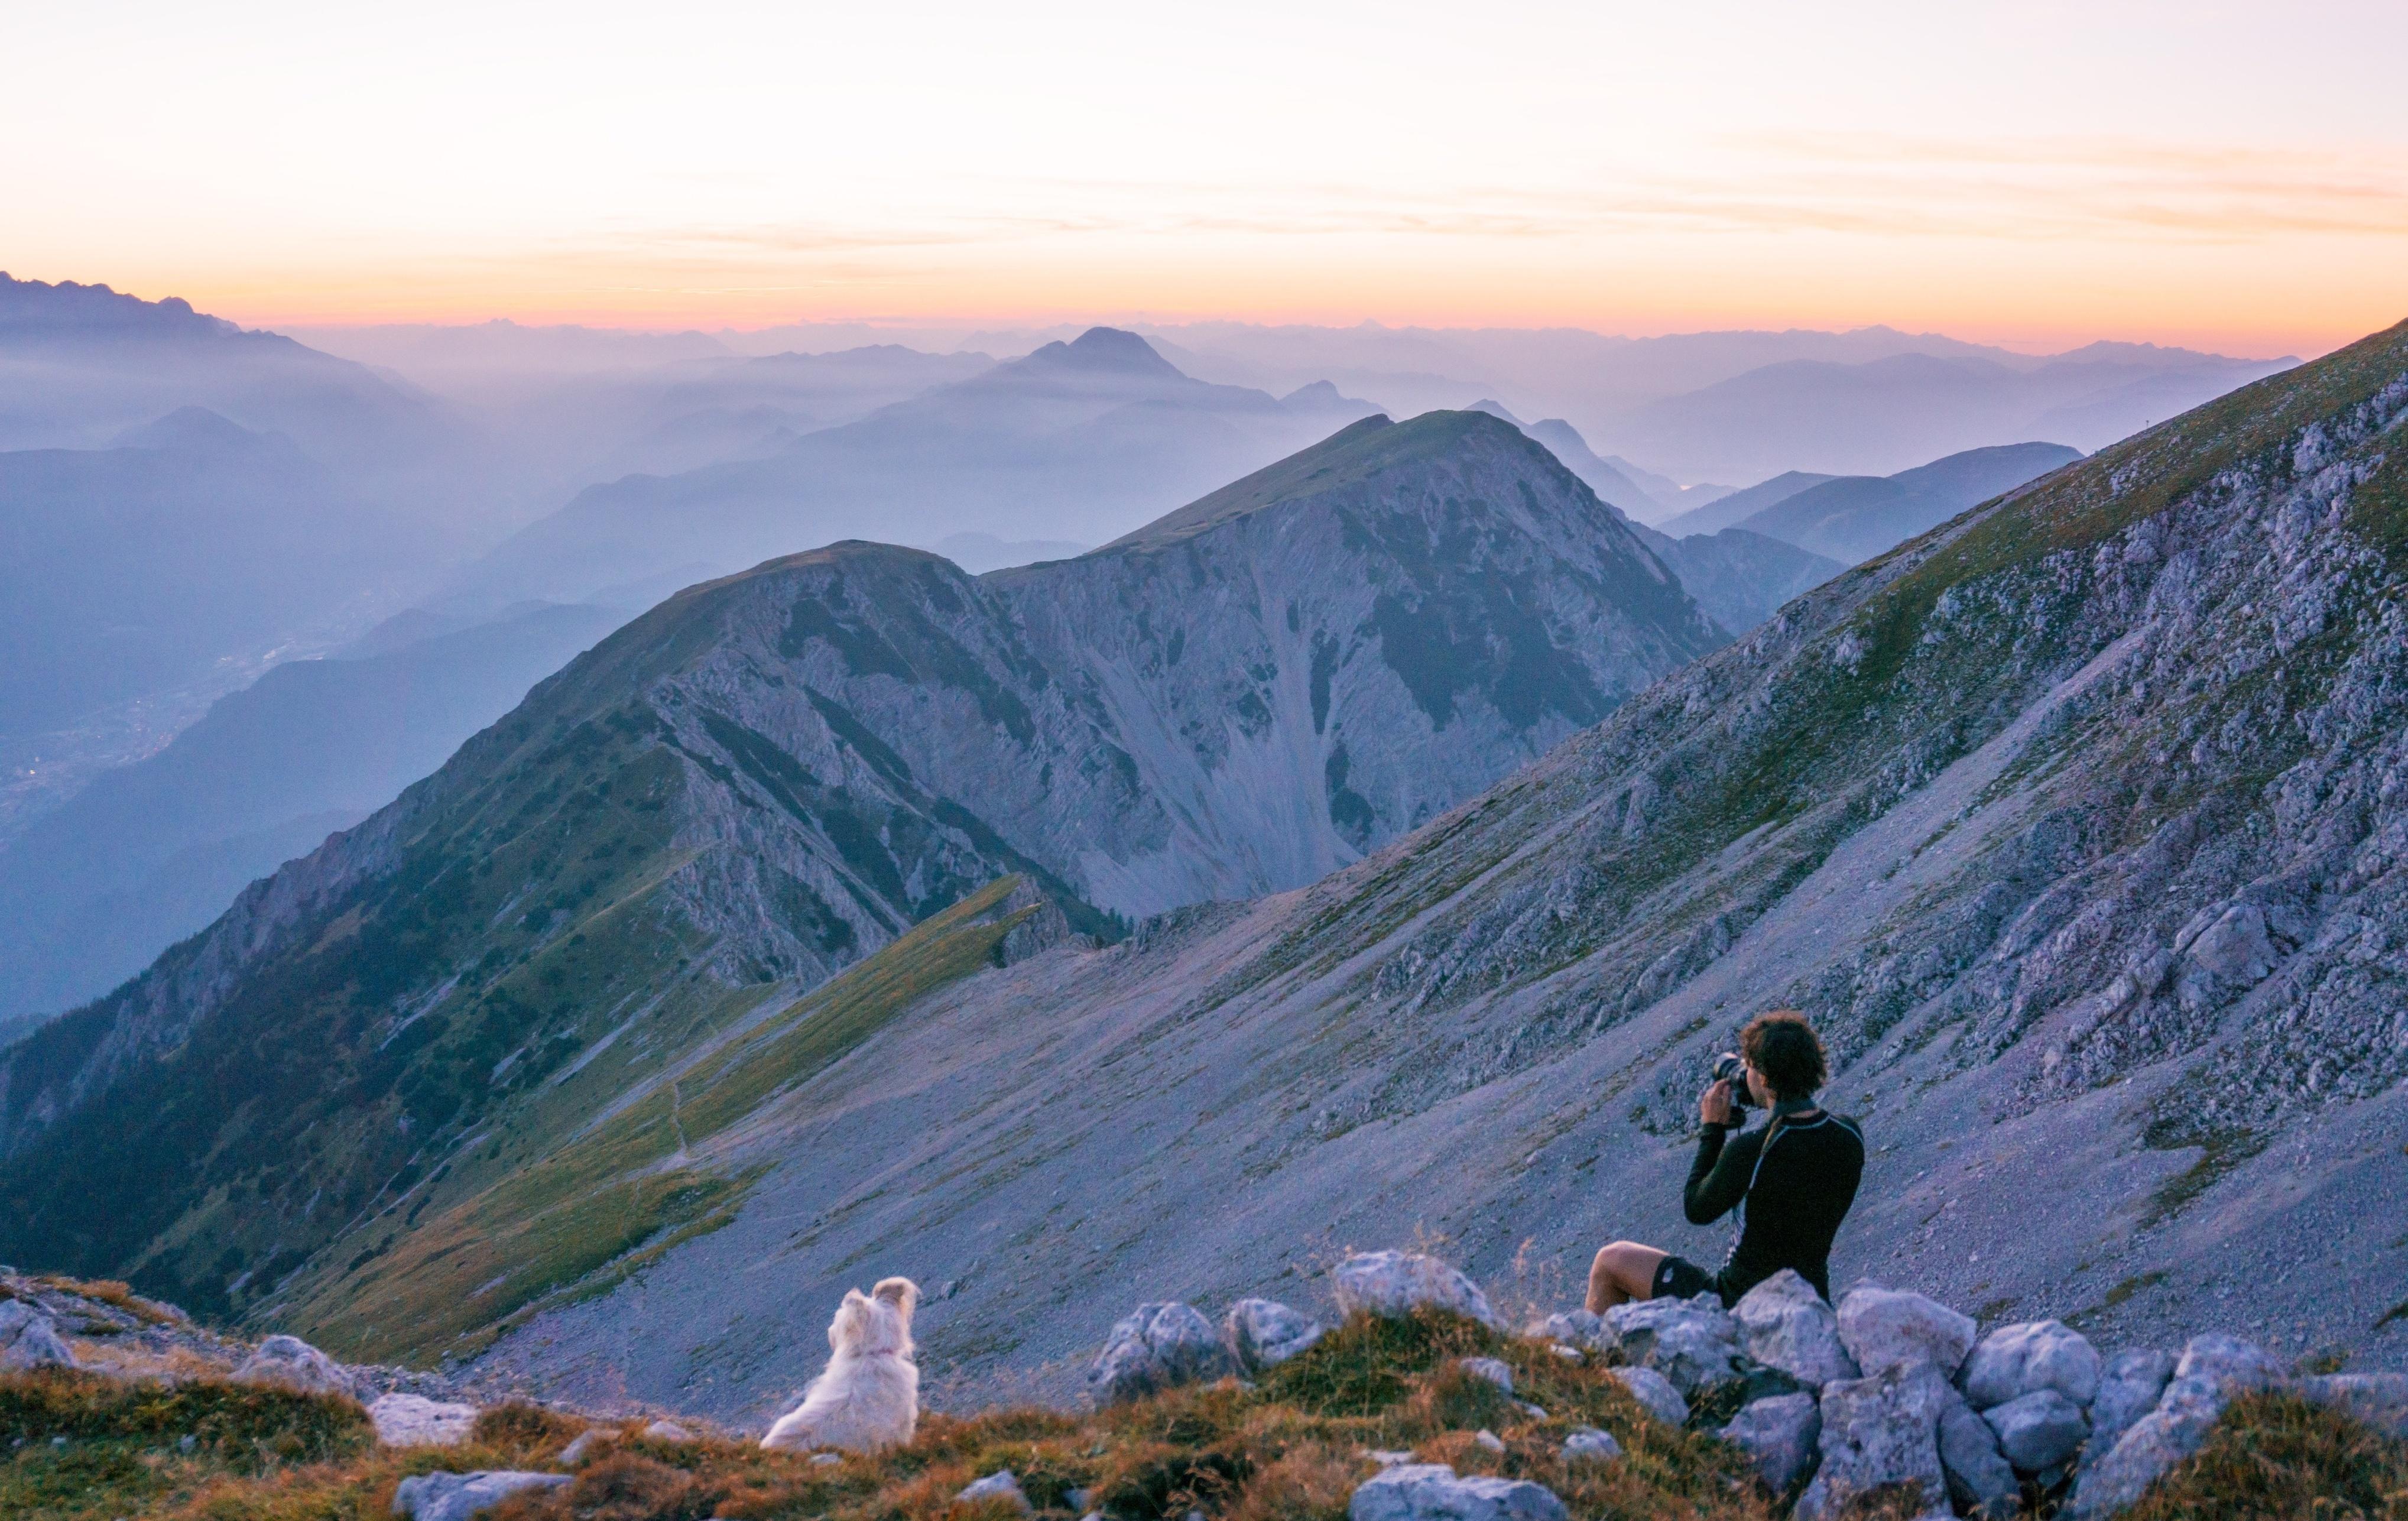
[1659,442,2086,564]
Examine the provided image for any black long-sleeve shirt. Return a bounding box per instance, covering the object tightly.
[1685,1103,1865,1303]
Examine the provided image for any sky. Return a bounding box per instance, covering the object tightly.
[5,0,2404,355]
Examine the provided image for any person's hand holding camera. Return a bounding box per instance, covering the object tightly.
[1698,1077,1737,1127]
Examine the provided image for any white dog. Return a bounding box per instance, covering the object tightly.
[760,1276,920,1454]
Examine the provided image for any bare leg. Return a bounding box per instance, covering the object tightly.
[1586,1240,1670,1313]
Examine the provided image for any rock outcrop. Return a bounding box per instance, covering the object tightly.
[0,1298,75,1370]
[1733,1270,1858,1389]
[1335,1251,1502,1330]
[229,1334,355,1399]
[392,1470,569,1521]
[1225,1297,1325,1371]
[1724,1390,1821,1493]
[1086,1301,1239,1405]
[1349,1462,1569,1521]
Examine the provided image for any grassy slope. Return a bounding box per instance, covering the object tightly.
[10,1311,2404,1521]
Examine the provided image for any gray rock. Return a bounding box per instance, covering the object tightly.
[1333,1252,1500,1330]
[1224,1298,1325,1371]
[391,1470,569,1521]
[2081,1348,2177,1470]
[1457,1356,1514,1394]
[1722,1392,1820,1493]
[1562,1427,1622,1462]
[1602,1295,1742,1394]
[1796,1361,1952,1521]
[1348,1463,1569,1521]
[1085,1302,1239,1405]
[1938,1393,2018,1519]
[0,1299,75,1371]
[231,1334,355,1399]
[1835,1285,1977,1380]
[556,1429,611,1466]
[1732,1270,1857,1389]
[1985,1388,2089,1471]
[369,1393,481,1448]
[1962,1319,2102,1410]
[1472,1429,1505,1453]
[641,1418,695,1442]
[1536,1309,1610,1351]
[1604,1364,1690,1426]
[2299,1373,2408,1439]
[957,1469,1034,1513]
[2068,1334,2286,1520]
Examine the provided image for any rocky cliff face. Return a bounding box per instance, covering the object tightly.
[0,408,1719,1341]
[447,321,2408,1425]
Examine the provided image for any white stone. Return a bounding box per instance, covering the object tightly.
[231,1334,355,1399]
[1732,1270,1858,1389]
[1333,1252,1500,1330]
[1537,1309,1609,1352]
[1473,1429,1505,1452]
[1796,1361,1952,1521]
[391,1470,568,1521]
[1835,1285,1978,1379]
[1602,1295,1742,1394]
[1348,1463,1569,1521]
[957,1469,1033,1513]
[1562,1426,1622,1462]
[2068,1334,2285,1520]
[1547,1344,1584,1364]
[1984,1388,2089,1471]
[2081,1348,2176,1471]
[2300,1373,2408,1439]
[642,1418,696,1442]
[0,1299,76,1371]
[1224,1298,1325,1371]
[369,1393,481,1448]
[1937,1393,2018,1519]
[1368,1449,1417,1466]
[1722,1392,1820,1493]
[1086,1302,1238,1405]
[1604,1364,1690,1426]
[1457,1356,1514,1393]
[1962,1319,2102,1410]
[811,1452,843,1467]
[556,1429,610,1466]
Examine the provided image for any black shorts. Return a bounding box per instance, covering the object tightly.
[1651,1254,1719,1302]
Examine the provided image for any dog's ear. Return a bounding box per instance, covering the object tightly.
[872,1276,920,1318]
[829,1288,875,1351]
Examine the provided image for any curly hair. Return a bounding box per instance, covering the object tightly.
[1740,1010,1827,1100]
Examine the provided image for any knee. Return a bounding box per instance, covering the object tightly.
[1589,1241,1634,1279]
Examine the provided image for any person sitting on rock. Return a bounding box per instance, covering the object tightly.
[1586,1010,1864,1311]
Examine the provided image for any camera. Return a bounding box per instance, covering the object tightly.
[1711,1051,1755,1110]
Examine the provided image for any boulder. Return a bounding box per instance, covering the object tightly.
[1562,1427,1622,1462]
[1984,1388,2089,1471]
[556,1429,611,1466]
[1225,1298,1325,1371]
[1604,1364,1690,1426]
[1795,1361,1952,1521]
[2299,1372,2408,1439]
[641,1419,695,1442]
[957,1470,1034,1514]
[1457,1357,1514,1394]
[2081,1348,2176,1470]
[1348,1462,1569,1521]
[1086,1302,1239,1405]
[391,1470,568,1521]
[1937,1393,2018,1519]
[0,1299,76,1371]
[2068,1334,2285,1520]
[369,1393,481,1448]
[1536,1309,1610,1352]
[1835,1285,1977,1380]
[1722,1391,1820,1493]
[1961,1319,2102,1410]
[1333,1252,1500,1330]
[1732,1270,1857,1389]
[231,1334,355,1399]
[1602,1295,1743,1394]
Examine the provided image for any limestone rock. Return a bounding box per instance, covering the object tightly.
[2299,1373,2408,1439]
[1458,1357,1514,1394]
[1937,1393,2018,1519]
[0,1299,75,1371]
[1348,1462,1569,1521]
[391,1470,567,1521]
[1086,1302,1238,1405]
[1985,1388,2089,1471]
[556,1429,611,1466]
[2068,1334,2285,1520]
[231,1334,354,1399]
[1796,1361,1952,1521]
[1333,1252,1500,1330]
[2081,1348,2176,1471]
[369,1393,481,1448]
[1732,1270,1857,1389]
[1562,1427,1622,1462]
[1537,1309,1610,1352]
[1835,1285,1977,1380]
[1224,1298,1324,1371]
[1962,1319,2101,1410]
[1722,1391,1820,1494]
[1602,1295,1742,1394]
[641,1418,695,1442]
[1604,1364,1690,1426]
[957,1470,1034,1514]
[1473,1429,1505,1452]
